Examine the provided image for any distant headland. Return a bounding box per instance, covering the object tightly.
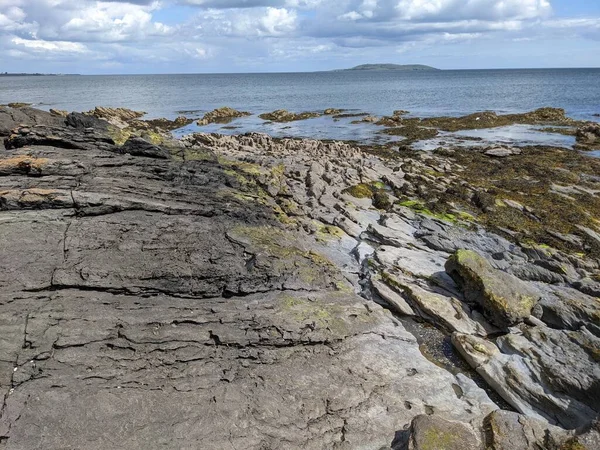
[334,64,440,72]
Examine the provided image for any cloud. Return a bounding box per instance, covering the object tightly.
[11,36,87,53]
[0,0,599,73]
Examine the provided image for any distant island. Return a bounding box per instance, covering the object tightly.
[335,64,440,72]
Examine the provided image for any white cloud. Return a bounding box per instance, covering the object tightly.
[10,36,87,53]
[0,0,599,72]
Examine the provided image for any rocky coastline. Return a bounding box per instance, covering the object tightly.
[0,104,599,449]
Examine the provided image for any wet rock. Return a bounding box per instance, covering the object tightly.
[404,415,480,450]
[259,109,321,122]
[324,108,343,115]
[445,250,540,328]
[197,107,251,125]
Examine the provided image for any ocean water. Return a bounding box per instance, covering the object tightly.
[1,69,599,144]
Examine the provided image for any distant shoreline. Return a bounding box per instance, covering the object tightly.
[2,67,599,77]
[0,73,80,77]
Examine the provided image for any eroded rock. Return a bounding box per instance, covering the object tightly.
[445,250,540,328]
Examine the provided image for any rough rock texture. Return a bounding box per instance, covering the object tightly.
[445,250,541,328]
[0,108,500,449]
[259,109,321,122]
[453,327,600,429]
[181,130,600,434]
[0,106,65,135]
[403,415,481,450]
[575,122,600,150]
[197,107,251,125]
[85,106,146,128]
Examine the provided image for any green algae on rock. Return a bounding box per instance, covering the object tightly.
[259,109,321,122]
[445,249,540,328]
[197,107,251,125]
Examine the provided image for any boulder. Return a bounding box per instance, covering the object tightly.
[445,250,540,328]
[404,415,480,450]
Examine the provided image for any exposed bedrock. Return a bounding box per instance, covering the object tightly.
[0,106,599,448]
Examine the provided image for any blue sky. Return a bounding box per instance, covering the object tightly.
[1,0,599,74]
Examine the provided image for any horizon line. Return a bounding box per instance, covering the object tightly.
[2,66,600,76]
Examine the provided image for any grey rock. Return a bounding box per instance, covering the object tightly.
[0,106,65,135]
[483,410,571,449]
[445,250,541,328]
[453,326,600,429]
[404,415,481,450]
[120,136,169,159]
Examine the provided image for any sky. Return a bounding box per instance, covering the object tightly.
[0,0,599,74]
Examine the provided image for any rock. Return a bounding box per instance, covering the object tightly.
[392,279,490,335]
[49,108,68,117]
[445,250,540,328]
[483,410,571,449]
[404,415,480,450]
[259,109,321,122]
[66,111,110,130]
[324,108,343,115]
[453,327,600,429]
[575,122,600,149]
[0,106,65,136]
[484,147,522,157]
[197,107,251,125]
[86,106,145,128]
[371,278,415,316]
[120,136,169,159]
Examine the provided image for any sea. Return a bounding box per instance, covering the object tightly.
[2,68,599,146]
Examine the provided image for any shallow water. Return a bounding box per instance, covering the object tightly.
[413,124,576,151]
